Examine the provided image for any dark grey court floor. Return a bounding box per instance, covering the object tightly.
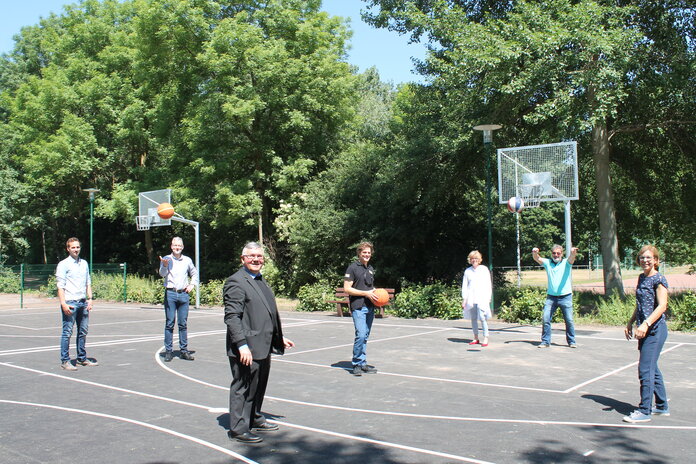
[1,294,694,464]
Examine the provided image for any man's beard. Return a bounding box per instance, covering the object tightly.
[552,256,562,263]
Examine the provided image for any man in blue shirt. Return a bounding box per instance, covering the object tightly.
[56,237,96,371]
[532,245,578,348]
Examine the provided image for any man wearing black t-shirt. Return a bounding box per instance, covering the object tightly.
[343,241,379,376]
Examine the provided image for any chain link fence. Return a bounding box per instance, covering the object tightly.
[0,263,127,308]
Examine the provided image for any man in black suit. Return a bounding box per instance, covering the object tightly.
[224,242,294,444]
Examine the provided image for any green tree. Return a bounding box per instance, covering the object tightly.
[0,0,358,275]
[363,0,695,294]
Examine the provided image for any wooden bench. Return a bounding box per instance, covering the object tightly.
[327,287,395,318]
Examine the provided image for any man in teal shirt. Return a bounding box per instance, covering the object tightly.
[532,245,578,348]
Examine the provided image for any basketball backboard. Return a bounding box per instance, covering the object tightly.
[137,189,171,229]
[497,141,578,205]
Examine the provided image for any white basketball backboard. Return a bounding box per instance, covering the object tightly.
[137,189,171,227]
[497,141,579,204]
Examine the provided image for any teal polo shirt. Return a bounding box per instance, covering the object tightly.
[541,258,573,296]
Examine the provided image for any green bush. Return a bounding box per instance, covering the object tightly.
[199,279,225,306]
[40,275,58,297]
[121,274,164,304]
[296,281,335,312]
[670,292,696,331]
[0,267,21,293]
[497,287,546,323]
[261,258,288,297]
[592,293,636,325]
[40,271,227,306]
[391,282,461,319]
[92,272,129,301]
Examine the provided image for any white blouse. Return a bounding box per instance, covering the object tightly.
[461,265,492,318]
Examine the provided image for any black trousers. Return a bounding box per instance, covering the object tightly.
[228,355,271,434]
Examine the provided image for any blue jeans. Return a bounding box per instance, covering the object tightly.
[637,322,668,414]
[541,294,575,345]
[164,290,190,352]
[352,306,374,366]
[60,299,89,362]
[470,305,489,338]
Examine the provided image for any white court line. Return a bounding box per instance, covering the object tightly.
[282,327,452,356]
[2,333,163,339]
[0,330,224,356]
[15,313,222,331]
[275,359,565,393]
[0,323,40,330]
[0,400,258,463]
[6,322,692,397]
[563,344,685,393]
[148,352,696,431]
[3,357,694,458]
[273,420,494,464]
[0,362,492,462]
[0,362,217,411]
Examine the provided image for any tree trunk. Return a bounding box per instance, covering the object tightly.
[145,229,154,268]
[591,122,625,297]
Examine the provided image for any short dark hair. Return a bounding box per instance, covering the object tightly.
[66,237,80,247]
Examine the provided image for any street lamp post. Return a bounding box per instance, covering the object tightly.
[82,188,100,274]
[473,124,502,310]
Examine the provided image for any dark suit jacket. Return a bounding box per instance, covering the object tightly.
[223,267,285,360]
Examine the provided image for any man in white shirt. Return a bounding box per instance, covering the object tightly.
[159,237,199,361]
[56,237,96,371]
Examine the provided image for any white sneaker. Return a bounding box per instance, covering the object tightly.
[622,410,651,423]
[61,361,77,371]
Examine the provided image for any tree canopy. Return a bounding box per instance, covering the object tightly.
[1,0,693,296]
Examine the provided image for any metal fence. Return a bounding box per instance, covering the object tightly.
[498,263,695,293]
[0,263,127,309]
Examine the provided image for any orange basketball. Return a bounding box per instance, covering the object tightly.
[157,202,175,219]
[373,288,390,307]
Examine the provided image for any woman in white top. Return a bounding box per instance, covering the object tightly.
[461,250,493,346]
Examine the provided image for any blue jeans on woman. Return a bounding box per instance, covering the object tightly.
[352,306,374,366]
[637,321,668,414]
[541,294,576,345]
[164,290,190,352]
[60,299,89,362]
[470,304,489,338]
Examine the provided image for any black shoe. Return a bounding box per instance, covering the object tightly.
[163,351,173,362]
[361,365,377,374]
[228,431,263,443]
[180,351,195,361]
[252,422,279,432]
[352,365,362,376]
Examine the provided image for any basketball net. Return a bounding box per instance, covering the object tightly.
[136,215,152,231]
[519,184,543,208]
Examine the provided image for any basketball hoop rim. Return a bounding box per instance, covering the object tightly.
[519,183,543,208]
[136,215,152,231]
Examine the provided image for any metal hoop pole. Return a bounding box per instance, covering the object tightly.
[171,215,200,309]
[565,200,572,256]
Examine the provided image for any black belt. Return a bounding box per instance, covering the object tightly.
[166,288,186,293]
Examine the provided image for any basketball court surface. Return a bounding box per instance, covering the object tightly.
[1,294,694,463]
